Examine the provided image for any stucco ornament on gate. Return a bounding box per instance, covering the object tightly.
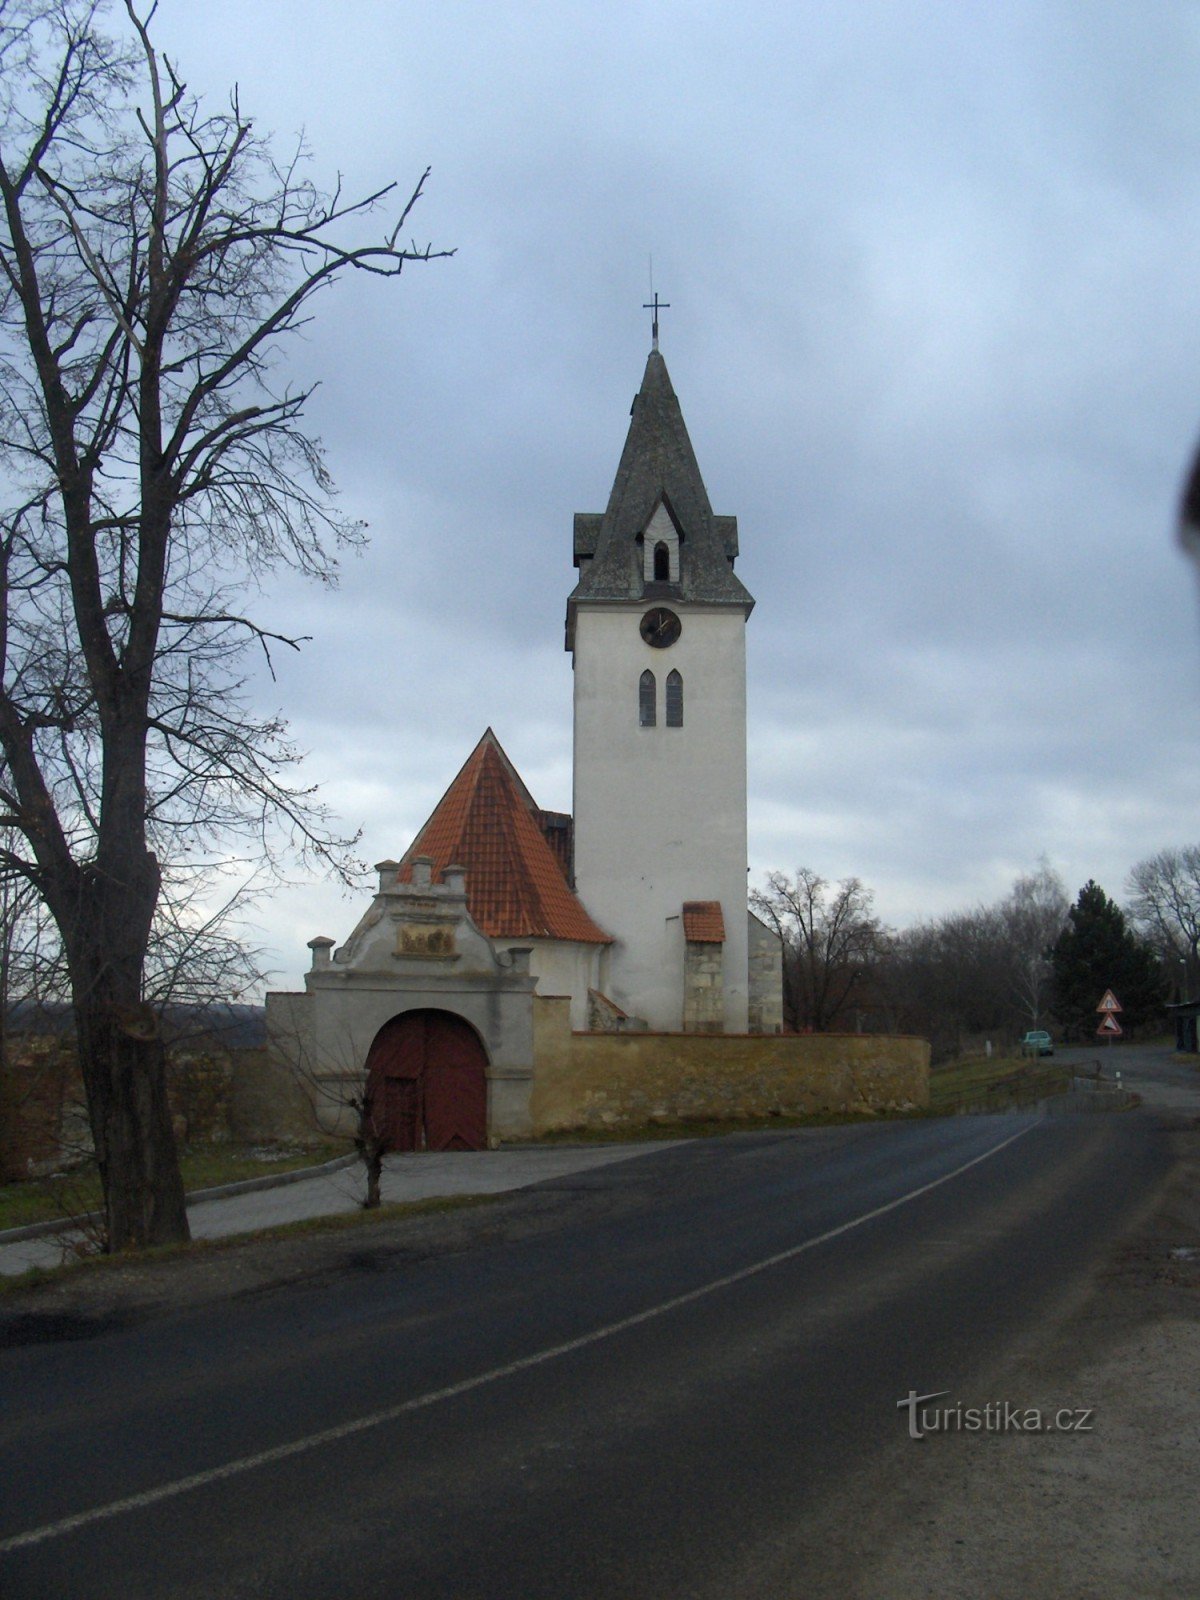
[265,857,538,1143]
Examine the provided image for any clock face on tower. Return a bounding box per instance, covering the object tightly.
[640,606,682,648]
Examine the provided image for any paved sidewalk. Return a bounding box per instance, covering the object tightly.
[0,1143,669,1278]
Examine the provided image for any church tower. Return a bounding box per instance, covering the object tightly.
[567,348,754,1031]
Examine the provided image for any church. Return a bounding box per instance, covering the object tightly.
[264,344,933,1153]
[379,341,778,1038]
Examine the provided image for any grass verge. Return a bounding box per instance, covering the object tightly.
[0,1141,352,1233]
[929,1054,1069,1112]
[0,1192,498,1294]
[513,1105,934,1146]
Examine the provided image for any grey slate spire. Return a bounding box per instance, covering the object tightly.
[566,349,753,648]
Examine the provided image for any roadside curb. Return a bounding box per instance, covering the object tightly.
[0,1152,359,1246]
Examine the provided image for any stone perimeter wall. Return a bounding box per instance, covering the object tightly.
[4,1001,931,1173]
[530,995,929,1133]
[0,1039,320,1181]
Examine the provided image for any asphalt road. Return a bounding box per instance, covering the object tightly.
[0,1104,1176,1599]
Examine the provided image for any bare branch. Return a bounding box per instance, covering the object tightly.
[0,0,446,1248]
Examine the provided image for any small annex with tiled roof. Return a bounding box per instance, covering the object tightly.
[399,729,612,1028]
[682,901,725,943]
[682,900,728,1033]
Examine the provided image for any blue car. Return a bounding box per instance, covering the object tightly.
[1021,1030,1054,1057]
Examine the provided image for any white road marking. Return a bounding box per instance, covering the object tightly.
[0,1121,1036,1554]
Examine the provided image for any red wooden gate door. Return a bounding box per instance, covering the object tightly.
[421,1013,488,1151]
[363,1010,488,1152]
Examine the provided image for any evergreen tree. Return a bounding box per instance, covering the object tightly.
[1051,882,1165,1038]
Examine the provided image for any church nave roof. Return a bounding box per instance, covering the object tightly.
[398,729,611,945]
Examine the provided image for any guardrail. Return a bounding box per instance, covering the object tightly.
[1046,1060,1138,1114]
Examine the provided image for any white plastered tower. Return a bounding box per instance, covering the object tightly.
[567,348,753,1031]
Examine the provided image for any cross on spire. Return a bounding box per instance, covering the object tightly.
[643,291,670,351]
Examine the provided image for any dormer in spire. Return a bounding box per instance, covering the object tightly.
[566,350,752,649]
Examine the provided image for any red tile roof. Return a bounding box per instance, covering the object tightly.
[682,901,725,942]
[399,730,611,944]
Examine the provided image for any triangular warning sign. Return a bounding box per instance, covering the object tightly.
[1096,1014,1123,1035]
[1096,989,1122,1013]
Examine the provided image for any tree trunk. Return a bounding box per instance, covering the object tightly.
[59,850,190,1252]
[363,1145,383,1210]
[357,1093,386,1209]
[75,992,190,1250]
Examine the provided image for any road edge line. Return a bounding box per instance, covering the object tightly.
[0,1120,1037,1556]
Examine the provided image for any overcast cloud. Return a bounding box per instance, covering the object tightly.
[149,0,1200,985]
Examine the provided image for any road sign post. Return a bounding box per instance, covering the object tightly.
[1096,990,1122,1044]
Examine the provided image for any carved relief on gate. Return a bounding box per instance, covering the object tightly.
[393,923,458,960]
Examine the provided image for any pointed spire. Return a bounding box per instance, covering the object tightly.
[602,348,713,540]
[567,350,753,637]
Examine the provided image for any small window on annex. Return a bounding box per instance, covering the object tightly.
[639,669,657,727]
[666,669,683,727]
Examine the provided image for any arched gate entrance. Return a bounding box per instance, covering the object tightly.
[363,1009,488,1152]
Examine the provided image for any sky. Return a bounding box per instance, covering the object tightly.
[147,0,1200,988]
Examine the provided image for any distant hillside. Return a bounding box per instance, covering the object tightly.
[4,1000,267,1048]
[162,1003,267,1048]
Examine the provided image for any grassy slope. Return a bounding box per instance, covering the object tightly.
[929,1054,1068,1112]
[0,1142,351,1232]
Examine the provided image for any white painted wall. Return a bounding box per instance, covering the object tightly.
[494,937,606,1030]
[572,602,749,1030]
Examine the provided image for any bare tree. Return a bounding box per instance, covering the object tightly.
[879,862,1067,1057]
[0,1,449,1249]
[1127,845,1200,997]
[2,839,267,1165]
[997,859,1069,1030]
[751,868,887,1032]
[265,1009,392,1209]
[887,907,1005,1057]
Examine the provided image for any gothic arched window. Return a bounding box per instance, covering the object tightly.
[666,669,683,727]
[639,669,656,727]
[653,540,670,581]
